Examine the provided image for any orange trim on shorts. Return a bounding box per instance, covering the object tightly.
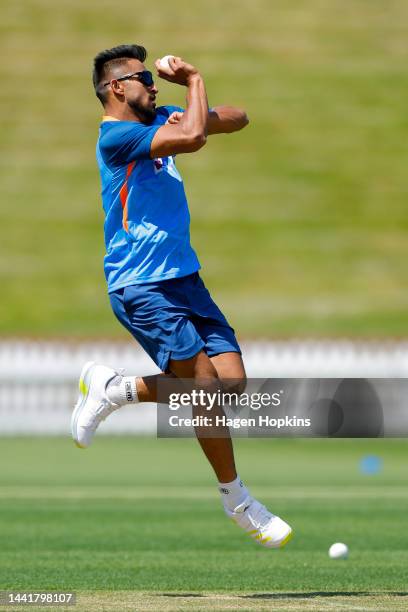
[119,161,136,232]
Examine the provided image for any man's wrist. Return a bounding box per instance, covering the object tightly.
[186,72,202,86]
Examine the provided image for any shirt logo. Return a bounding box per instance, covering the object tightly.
[152,156,182,181]
[153,157,164,173]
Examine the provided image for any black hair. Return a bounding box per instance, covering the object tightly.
[92,44,147,105]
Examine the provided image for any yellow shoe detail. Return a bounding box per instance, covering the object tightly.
[279,530,293,548]
[79,378,88,396]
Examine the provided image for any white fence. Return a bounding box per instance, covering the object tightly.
[0,339,407,435]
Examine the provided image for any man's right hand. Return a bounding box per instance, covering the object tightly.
[150,56,208,158]
[154,56,200,86]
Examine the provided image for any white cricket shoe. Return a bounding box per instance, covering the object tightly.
[71,361,120,449]
[225,497,293,548]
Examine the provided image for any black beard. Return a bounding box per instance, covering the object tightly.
[128,100,156,124]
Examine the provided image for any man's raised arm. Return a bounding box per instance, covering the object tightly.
[207,106,249,134]
[150,57,209,157]
[166,105,249,135]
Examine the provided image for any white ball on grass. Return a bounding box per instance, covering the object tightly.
[328,542,349,559]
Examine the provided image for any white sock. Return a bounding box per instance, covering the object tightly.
[105,375,139,406]
[218,475,250,511]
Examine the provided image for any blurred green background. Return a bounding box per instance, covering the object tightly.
[1,0,408,338]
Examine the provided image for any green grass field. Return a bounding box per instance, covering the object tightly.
[0,437,407,611]
[2,0,408,338]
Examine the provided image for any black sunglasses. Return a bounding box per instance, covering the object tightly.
[104,70,154,88]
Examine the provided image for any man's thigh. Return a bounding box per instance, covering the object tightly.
[189,274,242,360]
[110,283,205,373]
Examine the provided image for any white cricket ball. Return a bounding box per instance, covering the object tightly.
[328,542,349,559]
[159,55,175,71]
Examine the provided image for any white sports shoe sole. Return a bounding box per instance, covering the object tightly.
[71,361,96,448]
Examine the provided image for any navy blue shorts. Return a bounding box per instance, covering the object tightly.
[109,272,241,372]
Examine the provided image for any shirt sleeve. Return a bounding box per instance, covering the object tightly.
[99,122,161,166]
[164,105,185,116]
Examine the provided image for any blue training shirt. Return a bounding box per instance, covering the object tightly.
[96,105,201,292]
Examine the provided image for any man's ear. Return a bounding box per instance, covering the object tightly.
[110,79,125,96]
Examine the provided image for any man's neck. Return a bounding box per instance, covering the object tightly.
[102,106,141,122]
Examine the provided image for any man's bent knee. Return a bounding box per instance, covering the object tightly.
[220,375,247,397]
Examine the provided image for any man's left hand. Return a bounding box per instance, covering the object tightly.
[166,111,184,125]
